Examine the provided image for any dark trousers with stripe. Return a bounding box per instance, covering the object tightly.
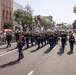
[18,45,24,60]
[62,41,66,52]
[70,42,74,52]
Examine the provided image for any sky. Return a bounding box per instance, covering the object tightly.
[14,0,76,24]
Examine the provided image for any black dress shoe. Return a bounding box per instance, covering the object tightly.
[20,56,24,59]
[17,59,20,62]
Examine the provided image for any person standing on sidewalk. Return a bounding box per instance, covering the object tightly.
[6,32,12,48]
[69,33,75,53]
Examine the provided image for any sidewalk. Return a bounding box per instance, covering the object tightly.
[0,42,17,54]
[0,42,16,47]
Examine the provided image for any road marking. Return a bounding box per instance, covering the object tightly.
[28,71,34,75]
[52,46,57,50]
[0,49,17,57]
[0,51,6,54]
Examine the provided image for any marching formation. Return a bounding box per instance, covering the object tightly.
[13,30,75,62]
[4,30,75,62]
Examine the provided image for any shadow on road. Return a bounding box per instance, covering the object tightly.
[22,44,36,51]
[0,59,19,68]
[30,45,48,53]
[6,48,17,51]
[30,48,40,53]
[57,46,64,55]
[44,47,53,54]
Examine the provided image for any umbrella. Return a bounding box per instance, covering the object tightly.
[8,29,12,31]
[4,29,12,32]
[0,31,3,34]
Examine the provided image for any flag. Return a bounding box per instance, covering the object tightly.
[37,16,42,26]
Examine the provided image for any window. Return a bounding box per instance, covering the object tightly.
[6,11,8,18]
[3,10,5,17]
[10,12,11,18]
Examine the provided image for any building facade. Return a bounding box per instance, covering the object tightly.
[14,2,23,11]
[13,2,23,31]
[0,0,13,30]
[0,0,1,30]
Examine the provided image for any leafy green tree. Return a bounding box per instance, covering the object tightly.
[41,18,48,27]
[41,18,52,28]
[73,6,76,14]
[34,16,38,25]
[14,9,33,31]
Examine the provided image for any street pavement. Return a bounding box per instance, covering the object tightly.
[0,39,76,75]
